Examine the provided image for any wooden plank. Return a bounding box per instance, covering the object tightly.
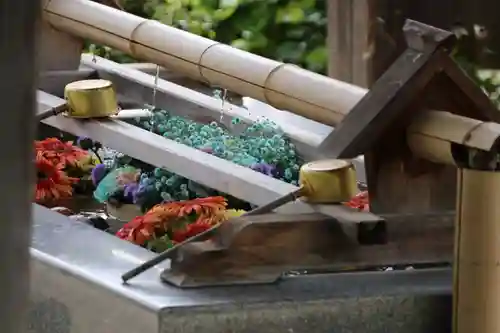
[163,212,454,287]
[38,92,380,223]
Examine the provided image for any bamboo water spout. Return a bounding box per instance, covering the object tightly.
[42,0,367,127]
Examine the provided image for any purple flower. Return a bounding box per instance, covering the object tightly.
[200,147,213,154]
[91,164,108,186]
[250,163,276,177]
[123,183,140,203]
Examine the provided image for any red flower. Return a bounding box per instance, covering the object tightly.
[171,221,212,243]
[343,191,370,211]
[35,138,88,169]
[116,215,158,246]
[35,152,78,203]
[116,197,229,247]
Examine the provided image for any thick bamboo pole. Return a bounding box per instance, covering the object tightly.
[42,0,367,127]
[407,111,500,165]
[454,168,500,333]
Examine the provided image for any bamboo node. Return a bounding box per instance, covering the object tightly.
[461,122,487,145]
[263,63,297,105]
[197,42,222,85]
[129,19,152,58]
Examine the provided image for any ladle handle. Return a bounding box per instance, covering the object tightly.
[121,187,305,283]
[36,103,68,121]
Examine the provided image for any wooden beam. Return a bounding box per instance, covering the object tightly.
[38,92,380,223]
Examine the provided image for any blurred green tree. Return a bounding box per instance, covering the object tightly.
[88,0,328,74]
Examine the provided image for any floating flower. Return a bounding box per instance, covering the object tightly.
[93,166,139,203]
[116,215,154,245]
[123,182,140,203]
[251,162,276,177]
[343,191,369,211]
[35,152,78,203]
[116,196,231,247]
[171,221,212,243]
[91,164,108,186]
[116,169,140,186]
[35,137,89,169]
[223,209,246,219]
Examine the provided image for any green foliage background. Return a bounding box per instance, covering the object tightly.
[88,0,328,74]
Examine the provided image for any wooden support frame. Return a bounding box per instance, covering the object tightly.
[320,20,500,214]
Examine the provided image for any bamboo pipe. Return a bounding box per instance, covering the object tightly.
[453,168,500,333]
[42,0,367,127]
[408,111,500,165]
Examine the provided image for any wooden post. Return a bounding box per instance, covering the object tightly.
[454,168,500,333]
[0,0,39,332]
[327,0,375,87]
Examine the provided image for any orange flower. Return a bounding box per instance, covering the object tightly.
[116,216,157,246]
[35,152,78,203]
[35,138,88,169]
[116,196,230,246]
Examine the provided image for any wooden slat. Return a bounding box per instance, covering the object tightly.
[37,92,380,223]
[36,90,66,116]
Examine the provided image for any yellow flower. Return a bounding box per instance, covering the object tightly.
[76,155,99,172]
[222,209,246,220]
